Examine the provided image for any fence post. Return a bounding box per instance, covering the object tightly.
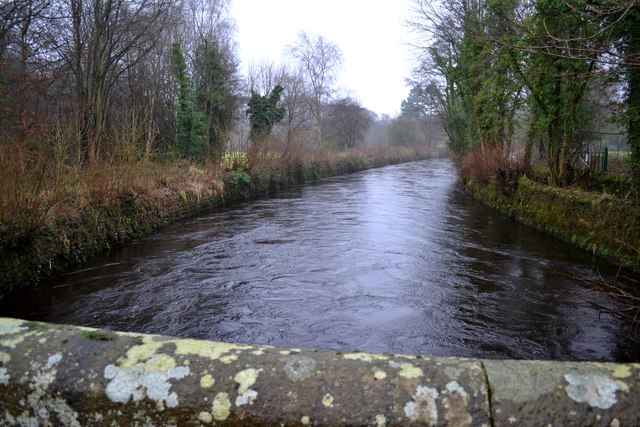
[603,147,608,173]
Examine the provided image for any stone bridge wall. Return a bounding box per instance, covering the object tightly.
[0,317,638,426]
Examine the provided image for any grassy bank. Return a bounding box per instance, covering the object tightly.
[465,176,640,270]
[0,146,437,299]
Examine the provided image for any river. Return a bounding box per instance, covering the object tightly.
[2,158,638,361]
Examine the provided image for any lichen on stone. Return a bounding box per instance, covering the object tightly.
[200,373,215,388]
[103,355,190,409]
[404,385,439,425]
[390,361,423,379]
[212,392,231,421]
[234,368,261,394]
[322,393,334,407]
[564,374,619,410]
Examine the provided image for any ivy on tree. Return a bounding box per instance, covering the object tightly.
[171,42,207,161]
[246,85,286,141]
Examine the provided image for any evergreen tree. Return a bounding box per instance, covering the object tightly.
[246,84,286,141]
[171,42,206,161]
[194,40,238,160]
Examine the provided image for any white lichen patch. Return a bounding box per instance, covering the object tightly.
[445,381,468,398]
[0,367,9,384]
[212,392,231,421]
[301,415,310,425]
[322,393,334,407]
[234,368,261,394]
[404,385,439,425]
[200,374,215,388]
[18,353,82,427]
[46,353,62,369]
[0,351,10,364]
[235,389,258,406]
[343,353,388,362]
[375,414,387,427]
[103,356,190,409]
[564,374,619,410]
[374,370,387,381]
[390,361,423,379]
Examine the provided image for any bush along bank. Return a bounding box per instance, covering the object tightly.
[0,147,436,299]
[465,176,640,270]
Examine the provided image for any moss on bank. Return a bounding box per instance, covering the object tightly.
[465,176,640,269]
[0,148,434,299]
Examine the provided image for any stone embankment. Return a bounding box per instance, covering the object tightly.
[1,318,638,426]
[466,176,640,270]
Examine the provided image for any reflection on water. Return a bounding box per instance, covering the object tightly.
[1,158,638,361]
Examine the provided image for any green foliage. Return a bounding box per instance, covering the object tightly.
[246,85,286,141]
[171,42,207,161]
[227,168,251,186]
[194,41,237,160]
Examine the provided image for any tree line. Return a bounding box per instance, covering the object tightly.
[408,0,639,187]
[0,0,382,169]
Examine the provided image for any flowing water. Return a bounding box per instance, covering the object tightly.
[2,158,638,361]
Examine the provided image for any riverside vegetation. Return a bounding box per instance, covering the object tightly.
[0,0,446,297]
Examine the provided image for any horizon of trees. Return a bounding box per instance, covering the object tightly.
[1,1,439,171]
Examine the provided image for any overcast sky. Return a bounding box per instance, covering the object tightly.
[231,0,417,118]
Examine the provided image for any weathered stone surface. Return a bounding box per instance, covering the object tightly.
[0,318,490,426]
[484,359,640,426]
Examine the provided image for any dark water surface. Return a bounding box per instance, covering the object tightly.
[2,158,638,361]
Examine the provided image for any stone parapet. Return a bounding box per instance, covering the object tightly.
[0,317,638,426]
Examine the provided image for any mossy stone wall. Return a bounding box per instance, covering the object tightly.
[466,177,640,269]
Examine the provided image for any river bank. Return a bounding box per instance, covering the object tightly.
[465,176,640,271]
[0,147,437,299]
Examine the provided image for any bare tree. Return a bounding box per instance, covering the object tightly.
[323,97,373,149]
[62,0,176,163]
[287,31,343,146]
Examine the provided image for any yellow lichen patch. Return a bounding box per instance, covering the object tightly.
[0,318,26,330]
[393,362,424,379]
[198,411,213,424]
[117,336,164,369]
[200,374,215,388]
[212,392,231,421]
[234,368,260,394]
[144,354,176,372]
[343,353,389,362]
[174,339,251,361]
[252,348,266,356]
[279,350,291,356]
[0,351,10,364]
[220,354,238,364]
[375,414,387,427]
[322,393,334,407]
[301,415,310,425]
[611,365,632,379]
[616,380,630,393]
[0,336,27,349]
[374,370,387,381]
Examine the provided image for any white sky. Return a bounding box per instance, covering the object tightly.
[231,0,417,118]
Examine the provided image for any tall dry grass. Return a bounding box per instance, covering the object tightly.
[458,145,515,182]
[0,113,223,247]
